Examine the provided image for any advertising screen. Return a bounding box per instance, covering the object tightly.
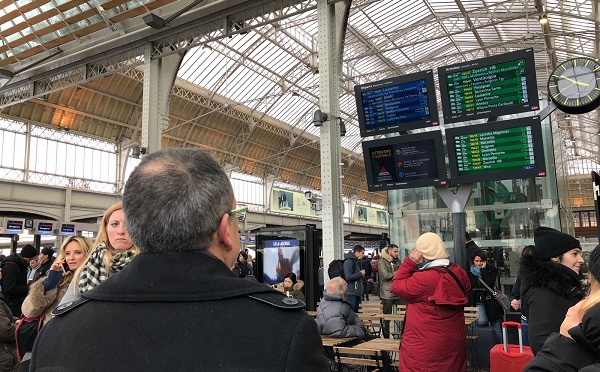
[37,221,54,235]
[60,223,76,236]
[362,131,447,191]
[438,48,539,124]
[262,239,300,285]
[446,116,546,183]
[5,219,24,234]
[355,70,439,137]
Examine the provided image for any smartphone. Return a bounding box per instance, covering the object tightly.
[61,261,70,273]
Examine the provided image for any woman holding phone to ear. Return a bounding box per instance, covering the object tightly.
[21,236,93,326]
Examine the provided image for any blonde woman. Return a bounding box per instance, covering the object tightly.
[22,236,93,325]
[59,202,138,306]
[525,244,600,371]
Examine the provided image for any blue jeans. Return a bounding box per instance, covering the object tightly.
[476,302,502,343]
[521,319,529,346]
[347,294,361,313]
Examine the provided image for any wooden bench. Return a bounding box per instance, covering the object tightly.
[333,346,383,371]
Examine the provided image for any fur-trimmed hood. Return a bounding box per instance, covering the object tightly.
[381,248,397,263]
[519,254,583,299]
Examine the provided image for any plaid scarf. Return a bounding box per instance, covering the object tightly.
[78,245,136,294]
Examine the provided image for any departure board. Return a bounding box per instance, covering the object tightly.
[355,70,439,137]
[362,131,447,191]
[438,49,539,124]
[446,116,546,184]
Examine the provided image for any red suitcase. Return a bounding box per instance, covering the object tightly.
[490,321,534,372]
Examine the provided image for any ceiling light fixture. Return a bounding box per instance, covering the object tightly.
[539,14,548,25]
[202,44,213,55]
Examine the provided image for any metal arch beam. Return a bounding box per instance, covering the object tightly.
[0,0,317,110]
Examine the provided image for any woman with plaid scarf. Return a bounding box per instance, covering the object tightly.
[58,202,139,306]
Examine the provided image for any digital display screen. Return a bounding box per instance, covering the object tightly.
[362,131,447,191]
[438,48,539,124]
[446,116,547,183]
[262,239,300,285]
[355,70,439,136]
[60,223,76,236]
[6,219,23,234]
[37,222,54,235]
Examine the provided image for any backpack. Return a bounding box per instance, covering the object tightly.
[327,258,351,280]
[15,313,45,361]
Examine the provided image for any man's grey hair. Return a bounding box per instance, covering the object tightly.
[123,148,234,253]
[326,277,347,297]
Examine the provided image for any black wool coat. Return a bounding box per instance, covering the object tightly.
[30,252,329,372]
[520,255,584,354]
[1,253,29,316]
[524,301,600,371]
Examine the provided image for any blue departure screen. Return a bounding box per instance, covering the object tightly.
[361,79,431,129]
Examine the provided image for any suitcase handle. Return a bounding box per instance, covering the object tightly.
[501,321,524,353]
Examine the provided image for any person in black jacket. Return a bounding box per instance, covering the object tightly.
[520,227,585,354]
[468,249,504,343]
[360,254,373,301]
[30,148,328,372]
[31,247,55,284]
[525,244,600,371]
[1,244,38,316]
[509,245,536,346]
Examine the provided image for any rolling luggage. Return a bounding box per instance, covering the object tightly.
[490,321,534,372]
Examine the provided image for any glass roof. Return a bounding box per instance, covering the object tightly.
[1,0,599,176]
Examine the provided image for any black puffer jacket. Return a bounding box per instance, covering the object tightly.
[524,301,600,371]
[520,255,584,354]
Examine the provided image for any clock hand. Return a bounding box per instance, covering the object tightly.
[560,75,589,87]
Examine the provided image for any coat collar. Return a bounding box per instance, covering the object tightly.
[83,251,277,302]
[520,254,583,299]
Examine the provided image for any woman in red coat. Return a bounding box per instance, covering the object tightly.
[391,232,471,372]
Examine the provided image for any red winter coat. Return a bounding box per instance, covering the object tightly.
[390,258,471,372]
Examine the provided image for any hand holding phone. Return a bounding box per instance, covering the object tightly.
[61,261,70,273]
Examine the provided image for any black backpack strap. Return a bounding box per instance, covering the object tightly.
[442,266,466,293]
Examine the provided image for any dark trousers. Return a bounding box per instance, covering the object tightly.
[361,279,371,300]
[347,294,361,313]
[381,297,405,338]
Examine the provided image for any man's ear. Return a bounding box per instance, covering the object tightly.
[216,214,234,251]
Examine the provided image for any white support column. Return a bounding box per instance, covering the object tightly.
[318,0,350,282]
[142,43,184,154]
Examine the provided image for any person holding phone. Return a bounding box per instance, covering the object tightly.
[21,236,93,326]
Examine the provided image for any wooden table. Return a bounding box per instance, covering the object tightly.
[356,338,401,352]
[321,336,358,347]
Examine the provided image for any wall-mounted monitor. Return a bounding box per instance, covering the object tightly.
[261,238,300,285]
[446,116,546,184]
[5,219,24,234]
[438,48,539,124]
[355,70,439,137]
[362,131,448,191]
[60,223,76,236]
[36,221,54,235]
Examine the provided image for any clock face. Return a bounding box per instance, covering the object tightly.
[547,58,600,114]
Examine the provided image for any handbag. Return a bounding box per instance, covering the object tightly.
[477,277,511,312]
[15,314,45,362]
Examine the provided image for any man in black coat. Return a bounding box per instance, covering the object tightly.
[30,148,329,372]
[1,244,38,316]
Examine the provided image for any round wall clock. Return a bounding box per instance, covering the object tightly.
[547,57,600,115]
